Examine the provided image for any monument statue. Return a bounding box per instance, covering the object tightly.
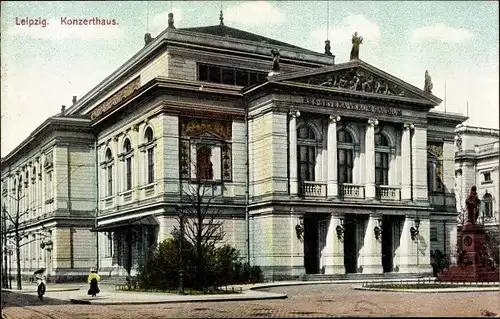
[271,49,280,71]
[350,32,363,60]
[465,186,481,225]
[424,70,433,94]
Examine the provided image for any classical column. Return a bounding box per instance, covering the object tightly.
[359,215,383,274]
[323,214,345,274]
[327,115,341,199]
[401,123,414,200]
[365,119,378,199]
[289,110,300,196]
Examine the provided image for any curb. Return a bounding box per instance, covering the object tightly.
[246,278,438,291]
[69,292,287,305]
[2,287,81,293]
[355,286,500,293]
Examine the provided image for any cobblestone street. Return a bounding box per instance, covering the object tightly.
[2,284,500,318]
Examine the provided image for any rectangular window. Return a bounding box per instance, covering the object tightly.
[375,152,389,185]
[249,72,258,85]
[194,144,222,181]
[208,65,221,83]
[107,166,113,196]
[221,68,235,85]
[482,172,492,184]
[298,145,315,182]
[430,227,438,241]
[198,64,209,82]
[45,171,53,200]
[338,149,353,184]
[106,232,113,257]
[125,158,132,191]
[147,148,155,184]
[197,63,267,87]
[235,70,248,86]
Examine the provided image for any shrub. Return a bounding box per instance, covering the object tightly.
[136,236,263,291]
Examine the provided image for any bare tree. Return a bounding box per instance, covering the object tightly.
[175,161,226,289]
[2,185,50,290]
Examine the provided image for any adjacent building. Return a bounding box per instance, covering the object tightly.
[1,15,468,282]
[454,125,499,233]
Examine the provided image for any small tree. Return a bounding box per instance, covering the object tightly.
[176,172,226,290]
[2,185,49,290]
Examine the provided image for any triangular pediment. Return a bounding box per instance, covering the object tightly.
[269,60,442,105]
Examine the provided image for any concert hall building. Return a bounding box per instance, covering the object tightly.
[1,14,467,281]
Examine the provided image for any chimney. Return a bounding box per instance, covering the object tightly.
[144,33,153,45]
[61,105,66,116]
[72,96,77,105]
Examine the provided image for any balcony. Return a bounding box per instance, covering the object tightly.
[339,183,365,199]
[376,186,401,201]
[301,181,327,198]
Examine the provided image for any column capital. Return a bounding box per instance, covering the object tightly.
[329,115,341,123]
[403,123,415,131]
[289,109,301,118]
[368,118,379,127]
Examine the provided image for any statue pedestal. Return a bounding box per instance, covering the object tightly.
[438,224,499,282]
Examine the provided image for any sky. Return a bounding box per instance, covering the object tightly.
[1,1,498,157]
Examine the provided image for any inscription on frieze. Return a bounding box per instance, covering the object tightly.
[302,97,403,116]
[90,77,141,120]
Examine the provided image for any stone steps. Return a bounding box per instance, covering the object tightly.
[302,273,426,281]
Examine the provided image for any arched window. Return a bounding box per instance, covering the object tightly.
[144,127,155,184]
[375,133,390,186]
[337,128,354,184]
[123,139,132,191]
[19,175,23,194]
[483,193,493,218]
[297,125,317,182]
[105,148,113,196]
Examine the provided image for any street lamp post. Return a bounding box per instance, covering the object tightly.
[176,204,185,295]
[8,246,12,289]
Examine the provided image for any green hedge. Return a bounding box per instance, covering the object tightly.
[136,237,263,290]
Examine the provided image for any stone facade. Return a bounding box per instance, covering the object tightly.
[1,21,468,282]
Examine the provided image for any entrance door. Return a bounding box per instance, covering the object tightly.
[382,216,394,273]
[304,216,319,274]
[343,218,358,273]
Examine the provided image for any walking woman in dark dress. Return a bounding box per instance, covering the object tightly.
[87,268,100,297]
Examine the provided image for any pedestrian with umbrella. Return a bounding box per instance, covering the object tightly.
[34,269,46,301]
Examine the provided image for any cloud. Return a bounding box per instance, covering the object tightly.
[6,17,124,40]
[150,9,184,33]
[411,23,473,43]
[311,14,380,49]
[225,1,286,26]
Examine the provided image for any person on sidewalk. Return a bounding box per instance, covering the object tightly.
[87,268,100,297]
[36,275,46,301]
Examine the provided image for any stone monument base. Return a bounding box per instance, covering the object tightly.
[438,224,499,282]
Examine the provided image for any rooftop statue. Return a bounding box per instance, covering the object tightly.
[271,49,281,71]
[350,32,363,60]
[168,13,175,29]
[465,186,481,225]
[424,70,433,94]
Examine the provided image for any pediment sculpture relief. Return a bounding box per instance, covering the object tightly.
[295,68,419,99]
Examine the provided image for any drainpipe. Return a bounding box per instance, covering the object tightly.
[95,140,100,271]
[244,96,251,265]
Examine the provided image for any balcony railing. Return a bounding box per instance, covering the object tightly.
[339,183,365,199]
[376,186,401,201]
[301,181,327,197]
